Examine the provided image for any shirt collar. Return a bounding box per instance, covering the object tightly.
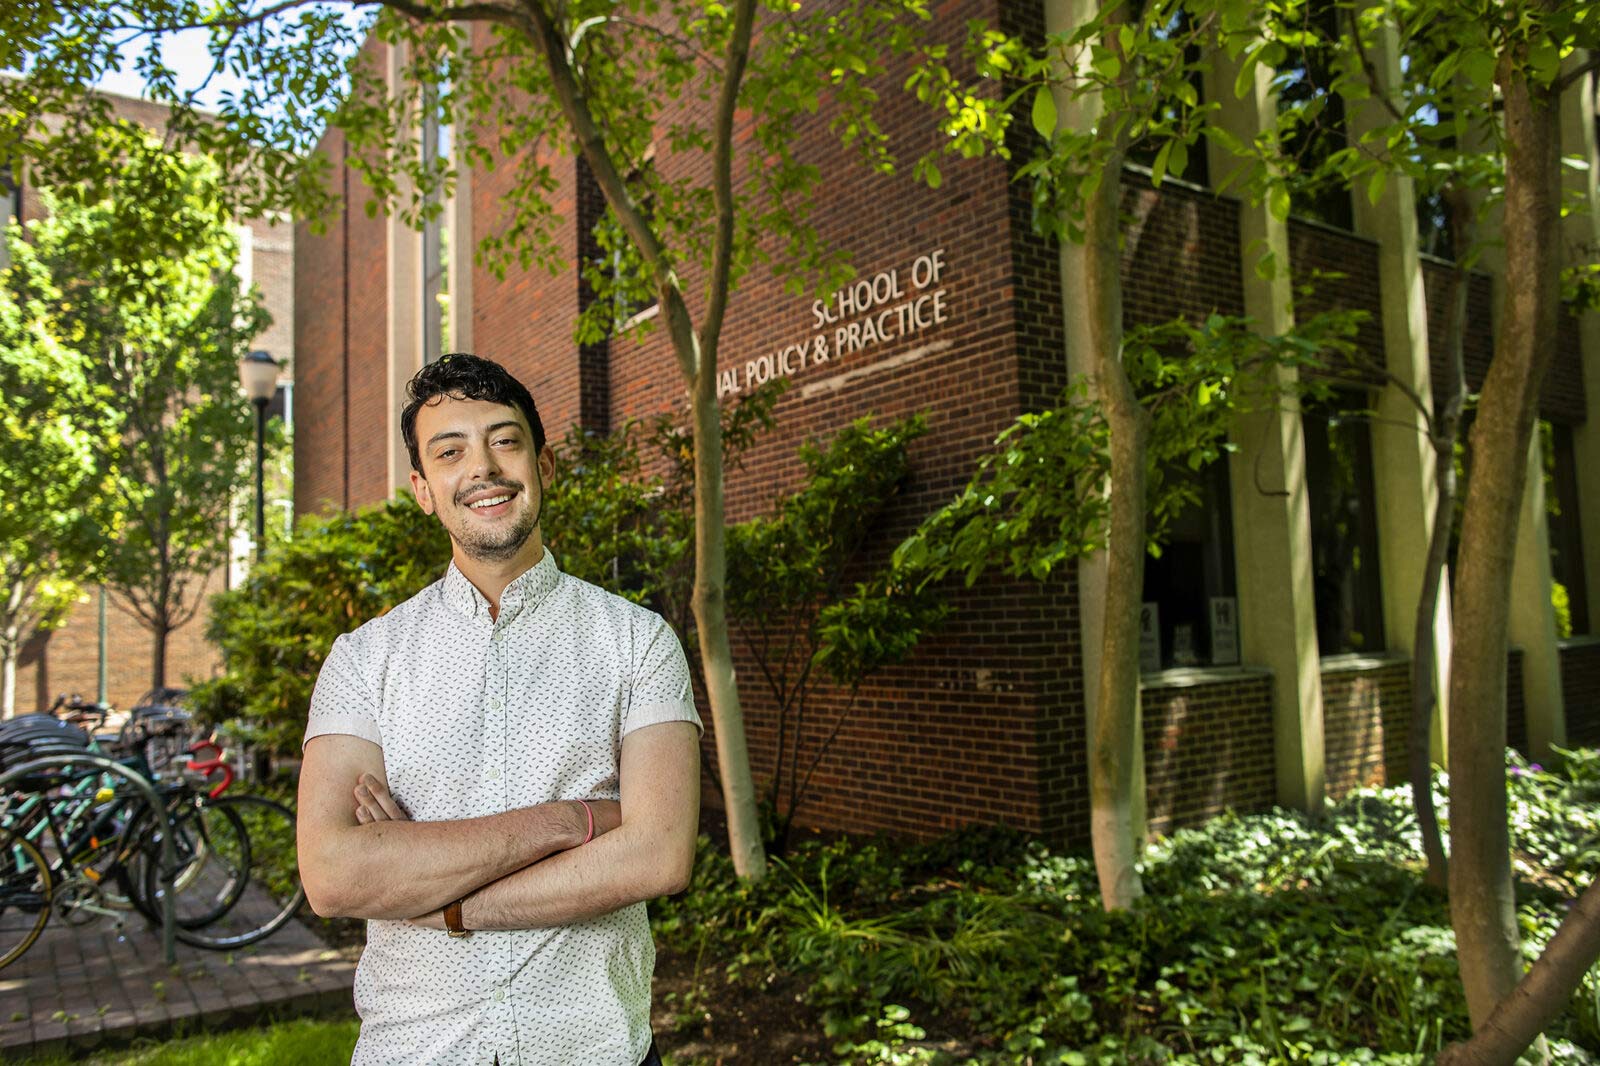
[442,548,561,621]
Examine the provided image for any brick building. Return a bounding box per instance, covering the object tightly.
[292,17,1600,842]
[7,88,295,716]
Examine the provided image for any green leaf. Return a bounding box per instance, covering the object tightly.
[1462,48,1497,90]
[1529,40,1561,85]
[1268,184,1291,222]
[1031,85,1057,140]
[1366,170,1386,206]
[1169,141,1188,182]
[1150,140,1173,188]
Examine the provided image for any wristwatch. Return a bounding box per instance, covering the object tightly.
[444,898,471,939]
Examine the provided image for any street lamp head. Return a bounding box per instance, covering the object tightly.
[239,350,279,404]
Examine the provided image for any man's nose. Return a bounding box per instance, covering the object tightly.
[470,442,502,479]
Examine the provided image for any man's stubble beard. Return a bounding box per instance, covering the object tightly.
[448,474,544,563]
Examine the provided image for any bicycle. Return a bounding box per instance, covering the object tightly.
[0,715,306,964]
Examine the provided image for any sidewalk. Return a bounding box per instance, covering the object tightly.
[0,889,355,1059]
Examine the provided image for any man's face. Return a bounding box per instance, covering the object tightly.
[409,395,555,564]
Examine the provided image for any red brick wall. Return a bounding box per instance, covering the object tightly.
[293,47,392,515]
[1321,658,1410,799]
[1560,640,1600,749]
[1121,174,1247,327]
[14,574,227,715]
[1288,220,1386,378]
[1419,258,1585,423]
[1141,673,1276,837]
[295,127,352,514]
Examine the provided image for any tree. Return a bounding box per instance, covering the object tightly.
[906,0,1365,909]
[10,127,268,691]
[3,0,941,880]
[545,388,945,851]
[1225,0,1599,1043]
[0,233,112,716]
[894,311,1358,907]
[726,414,945,853]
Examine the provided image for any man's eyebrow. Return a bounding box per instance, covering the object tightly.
[426,430,467,448]
[486,421,523,435]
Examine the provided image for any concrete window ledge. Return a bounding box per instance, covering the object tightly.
[1557,634,1600,651]
[1139,664,1274,691]
[1318,651,1410,674]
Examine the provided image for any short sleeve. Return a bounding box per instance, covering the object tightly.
[303,632,384,749]
[623,614,702,739]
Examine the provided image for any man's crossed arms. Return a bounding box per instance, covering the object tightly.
[296,721,700,931]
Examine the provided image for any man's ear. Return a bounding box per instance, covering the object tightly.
[537,445,556,489]
[410,470,435,515]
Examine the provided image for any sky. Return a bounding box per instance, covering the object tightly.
[94,29,251,112]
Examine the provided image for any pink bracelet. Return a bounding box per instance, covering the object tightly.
[577,798,594,844]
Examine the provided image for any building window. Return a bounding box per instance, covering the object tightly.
[1544,420,1589,636]
[1123,8,1210,188]
[1304,392,1385,653]
[1274,0,1353,230]
[421,81,449,364]
[1141,458,1239,670]
[581,151,659,338]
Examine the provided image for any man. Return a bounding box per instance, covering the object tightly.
[298,353,701,1066]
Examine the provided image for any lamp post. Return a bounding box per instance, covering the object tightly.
[237,350,279,564]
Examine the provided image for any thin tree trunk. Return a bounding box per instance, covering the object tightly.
[1084,98,1145,911]
[519,0,768,880]
[1438,876,1600,1065]
[1411,461,1453,888]
[1,630,17,719]
[1447,54,1563,1031]
[691,360,766,880]
[151,617,169,692]
[1411,190,1470,891]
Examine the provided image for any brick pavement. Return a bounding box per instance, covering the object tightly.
[0,889,355,1059]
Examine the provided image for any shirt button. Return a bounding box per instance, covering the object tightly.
[493,988,506,1003]
[487,697,502,711]
[488,768,501,781]
[492,630,504,643]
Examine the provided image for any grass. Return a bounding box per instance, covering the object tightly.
[17,1016,359,1065]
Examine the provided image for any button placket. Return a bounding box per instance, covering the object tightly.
[487,619,510,800]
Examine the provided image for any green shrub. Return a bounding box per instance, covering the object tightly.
[656,748,1600,1064]
[188,494,451,756]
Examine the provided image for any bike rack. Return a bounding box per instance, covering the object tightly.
[0,752,181,965]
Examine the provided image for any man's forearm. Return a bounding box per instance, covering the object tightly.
[305,801,586,920]
[455,820,692,931]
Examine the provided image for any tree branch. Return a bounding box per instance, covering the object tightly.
[515,0,699,382]
[1555,52,1600,95]
[698,0,757,357]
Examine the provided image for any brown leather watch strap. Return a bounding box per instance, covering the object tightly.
[444,898,470,939]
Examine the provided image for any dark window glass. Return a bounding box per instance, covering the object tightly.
[1274,0,1353,229]
[1141,459,1239,670]
[1304,393,1385,653]
[1124,8,1210,187]
[1545,420,1590,636]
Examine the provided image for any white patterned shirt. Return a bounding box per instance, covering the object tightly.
[304,548,701,1066]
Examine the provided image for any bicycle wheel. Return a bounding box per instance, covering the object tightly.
[134,798,251,929]
[0,824,52,969]
[146,794,304,950]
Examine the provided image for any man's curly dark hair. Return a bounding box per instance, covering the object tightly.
[401,354,546,473]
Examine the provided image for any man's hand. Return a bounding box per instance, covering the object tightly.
[352,774,622,838]
[344,774,627,930]
[354,773,409,823]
